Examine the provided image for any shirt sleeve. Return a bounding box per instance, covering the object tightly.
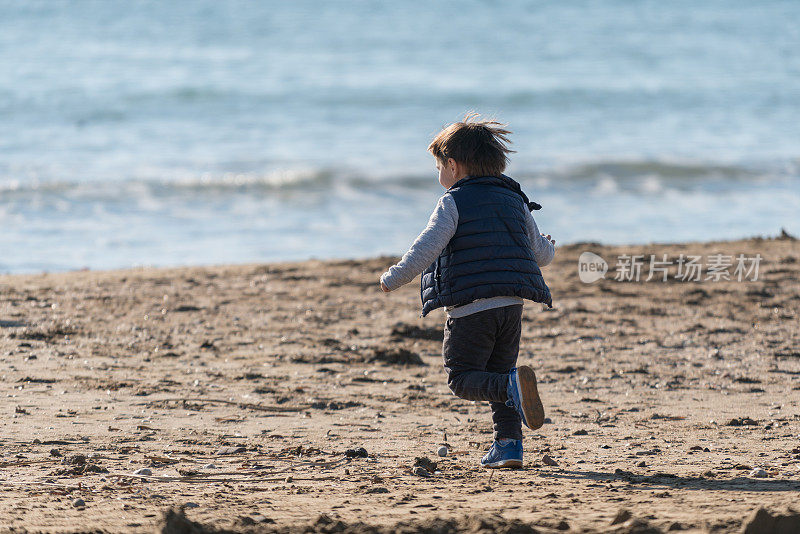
[380,194,458,291]
[524,209,555,267]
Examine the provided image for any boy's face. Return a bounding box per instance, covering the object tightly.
[436,158,462,189]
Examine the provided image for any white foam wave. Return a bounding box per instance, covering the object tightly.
[0,159,796,201]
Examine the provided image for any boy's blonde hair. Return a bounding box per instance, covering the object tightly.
[428,112,515,177]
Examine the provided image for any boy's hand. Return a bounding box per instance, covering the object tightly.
[542,233,556,246]
[380,281,390,293]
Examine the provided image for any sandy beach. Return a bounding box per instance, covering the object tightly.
[1,236,799,533]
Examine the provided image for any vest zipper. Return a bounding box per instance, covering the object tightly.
[435,256,442,294]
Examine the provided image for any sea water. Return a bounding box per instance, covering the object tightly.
[1,1,798,272]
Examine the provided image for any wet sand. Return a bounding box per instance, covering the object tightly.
[1,236,799,533]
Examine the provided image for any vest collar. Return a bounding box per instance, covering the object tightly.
[448,174,542,211]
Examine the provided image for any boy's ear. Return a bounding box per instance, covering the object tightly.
[447,158,459,175]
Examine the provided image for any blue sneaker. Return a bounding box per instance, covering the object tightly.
[481,439,523,468]
[506,366,545,430]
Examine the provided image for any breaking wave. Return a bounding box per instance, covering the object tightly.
[1,159,796,200]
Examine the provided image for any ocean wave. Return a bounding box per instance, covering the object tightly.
[550,160,764,181]
[0,159,796,201]
[0,168,333,197]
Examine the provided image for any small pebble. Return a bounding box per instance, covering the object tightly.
[184,502,199,509]
[72,498,85,508]
[345,447,368,458]
[134,468,152,476]
[215,446,246,455]
[750,468,768,478]
[412,466,431,477]
[637,461,647,468]
[437,446,448,457]
[202,463,217,469]
[239,514,271,525]
[49,448,61,457]
[413,457,437,472]
[542,454,558,466]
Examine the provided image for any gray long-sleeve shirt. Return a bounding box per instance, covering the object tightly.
[380,193,555,318]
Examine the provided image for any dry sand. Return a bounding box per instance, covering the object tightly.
[1,236,799,533]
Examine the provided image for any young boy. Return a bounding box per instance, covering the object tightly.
[379,114,555,469]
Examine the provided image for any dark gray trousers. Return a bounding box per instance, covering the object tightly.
[442,304,523,441]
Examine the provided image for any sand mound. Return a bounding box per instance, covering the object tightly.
[159,508,553,533]
[160,507,227,534]
[742,508,800,534]
[157,507,685,534]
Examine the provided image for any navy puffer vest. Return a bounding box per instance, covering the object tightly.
[420,175,552,317]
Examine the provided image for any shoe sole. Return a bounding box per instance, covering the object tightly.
[515,365,545,430]
[482,459,523,469]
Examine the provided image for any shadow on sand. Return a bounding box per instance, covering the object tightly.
[539,468,800,492]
